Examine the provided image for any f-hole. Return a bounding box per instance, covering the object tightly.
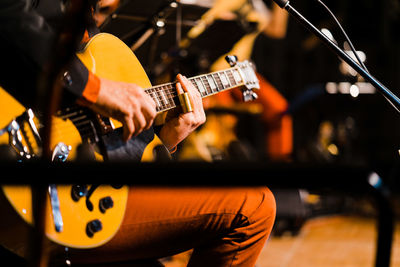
[85,184,100,211]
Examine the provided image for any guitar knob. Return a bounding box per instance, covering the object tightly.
[86,219,102,237]
[225,55,238,67]
[99,196,114,213]
[71,184,88,202]
[242,89,258,102]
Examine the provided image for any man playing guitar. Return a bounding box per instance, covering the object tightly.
[0,0,276,266]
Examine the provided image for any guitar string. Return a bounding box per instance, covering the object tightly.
[144,68,240,97]
[53,69,245,131]
[145,69,241,110]
[52,118,96,140]
[21,67,250,150]
[55,72,241,122]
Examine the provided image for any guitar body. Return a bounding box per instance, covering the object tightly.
[76,32,164,162]
[0,33,164,249]
[0,90,129,248]
[1,185,129,249]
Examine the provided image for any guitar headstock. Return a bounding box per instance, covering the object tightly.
[225,55,260,102]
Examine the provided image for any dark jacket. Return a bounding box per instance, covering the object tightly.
[0,0,96,109]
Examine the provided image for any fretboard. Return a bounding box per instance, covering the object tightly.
[144,67,245,113]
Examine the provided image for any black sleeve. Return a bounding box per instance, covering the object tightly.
[0,0,91,109]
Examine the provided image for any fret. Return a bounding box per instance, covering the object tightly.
[147,88,159,111]
[232,68,243,84]
[219,71,231,88]
[155,88,167,110]
[219,71,230,88]
[148,89,161,109]
[206,75,217,93]
[212,73,224,91]
[201,76,212,95]
[191,78,200,95]
[200,77,208,95]
[160,86,170,108]
[165,84,177,108]
[226,70,236,87]
[193,78,206,96]
[155,87,164,109]
[164,87,172,108]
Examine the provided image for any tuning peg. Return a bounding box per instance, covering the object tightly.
[242,89,258,102]
[225,55,238,67]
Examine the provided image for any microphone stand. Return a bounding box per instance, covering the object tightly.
[273,0,400,113]
[272,1,397,267]
[118,0,179,52]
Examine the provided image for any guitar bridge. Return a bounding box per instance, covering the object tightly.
[0,109,42,160]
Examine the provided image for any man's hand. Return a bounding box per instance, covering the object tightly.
[89,77,157,142]
[159,74,206,151]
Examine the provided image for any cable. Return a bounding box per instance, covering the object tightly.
[316,0,400,113]
[315,0,369,73]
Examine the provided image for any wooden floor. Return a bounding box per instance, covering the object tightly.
[162,215,400,267]
[257,215,400,267]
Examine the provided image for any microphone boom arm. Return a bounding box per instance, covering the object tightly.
[272,2,397,267]
[274,0,400,113]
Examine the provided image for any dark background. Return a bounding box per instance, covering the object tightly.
[101,0,400,175]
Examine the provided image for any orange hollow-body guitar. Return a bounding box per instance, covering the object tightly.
[0,33,259,249]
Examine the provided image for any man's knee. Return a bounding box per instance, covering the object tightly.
[247,187,276,237]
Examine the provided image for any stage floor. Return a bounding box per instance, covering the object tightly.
[163,215,400,267]
[257,215,400,267]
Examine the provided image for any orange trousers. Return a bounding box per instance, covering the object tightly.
[62,186,276,267]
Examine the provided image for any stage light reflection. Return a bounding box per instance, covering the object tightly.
[350,84,360,97]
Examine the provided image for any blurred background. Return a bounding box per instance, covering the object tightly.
[96,0,400,266]
[93,0,400,266]
[99,0,400,166]
[0,0,398,266]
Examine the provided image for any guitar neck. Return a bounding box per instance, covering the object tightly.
[144,67,245,113]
